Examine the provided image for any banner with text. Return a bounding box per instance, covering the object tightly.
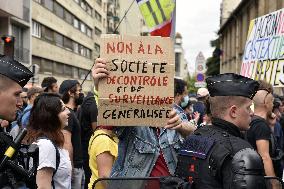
[240,9,284,87]
[98,35,174,127]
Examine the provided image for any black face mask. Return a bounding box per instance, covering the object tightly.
[75,93,84,106]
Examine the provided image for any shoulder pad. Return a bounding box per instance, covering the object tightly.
[180,135,214,159]
[231,148,266,189]
[232,148,264,175]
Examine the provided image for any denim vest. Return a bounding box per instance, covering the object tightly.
[111,105,187,177]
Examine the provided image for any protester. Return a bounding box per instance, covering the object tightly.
[59,80,84,189]
[21,86,43,128]
[41,76,59,93]
[272,98,284,151]
[201,98,212,126]
[174,78,198,135]
[20,87,28,111]
[176,73,266,188]
[181,97,200,128]
[92,58,195,183]
[25,93,72,188]
[193,87,209,126]
[88,126,118,189]
[77,91,98,189]
[0,55,33,188]
[246,89,283,178]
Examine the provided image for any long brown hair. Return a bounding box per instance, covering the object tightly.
[25,93,64,147]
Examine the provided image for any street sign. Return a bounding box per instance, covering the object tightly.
[194,82,206,88]
[196,73,205,82]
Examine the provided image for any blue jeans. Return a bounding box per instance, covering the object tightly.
[71,167,85,189]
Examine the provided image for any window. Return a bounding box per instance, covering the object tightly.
[72,67,79,78]
[64,11,73,24]
[54,2,64,18]
[64,65,72,77]
[54,32,63,47]
[95,27,101,36]
[32,21,41,38]
[80,23,86,33]
[94,43,100,53]
[63,37,73,50]
[79,69,87,80]
[42,59,53,73]
[73,18,79,28]
[73,42,79,53]
[86,49,91,59]
[86,4,92,15]
[42,26,54,42]
[86,27,92,37]
[32,56,42,72]
[43,0,53,11]
[79,45,85,56]
[53,62,64,75]
[80,1,86,10]
[95,11,102,22]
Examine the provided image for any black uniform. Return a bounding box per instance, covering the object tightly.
[176,118,265,188]
[0,55,33,188]
[176,73,266,189]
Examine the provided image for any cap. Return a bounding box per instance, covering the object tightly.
[197,88,209,98]
[206,73,259,99]
[0,55,33,87]
[59,80,79,95]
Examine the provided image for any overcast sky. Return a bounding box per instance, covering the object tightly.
[176,0,222,75]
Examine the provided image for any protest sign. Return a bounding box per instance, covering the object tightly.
[240,9,284,87]
[98,35,174,127]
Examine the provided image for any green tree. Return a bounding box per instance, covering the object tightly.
[185,75,198,94]
[206,38,221,76]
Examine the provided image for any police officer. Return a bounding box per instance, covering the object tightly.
[176,73,266,188]
[0,55,33,187]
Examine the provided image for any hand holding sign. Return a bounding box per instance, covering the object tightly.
[98,35,175,127]
[92,58,110,90]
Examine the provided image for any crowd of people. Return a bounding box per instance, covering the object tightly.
[1,55,284,189]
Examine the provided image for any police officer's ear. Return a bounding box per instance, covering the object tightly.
[229,105,238,118]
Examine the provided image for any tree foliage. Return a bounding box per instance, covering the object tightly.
[206,38,221,76]
[185,75,198,94]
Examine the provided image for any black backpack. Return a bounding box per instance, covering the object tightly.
[22,137,60,189]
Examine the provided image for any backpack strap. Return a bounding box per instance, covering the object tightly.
[88,133,115,152]
[37,137,60,188]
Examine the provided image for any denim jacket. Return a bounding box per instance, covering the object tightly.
[111,105,187,178]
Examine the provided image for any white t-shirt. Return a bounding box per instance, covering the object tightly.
[36,138,72,189]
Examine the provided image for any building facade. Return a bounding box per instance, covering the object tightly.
[219,0,284,74]
[175,33,188,79]
[220,0,241,25]
[31,0,119,91]
[0,0,31,66]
